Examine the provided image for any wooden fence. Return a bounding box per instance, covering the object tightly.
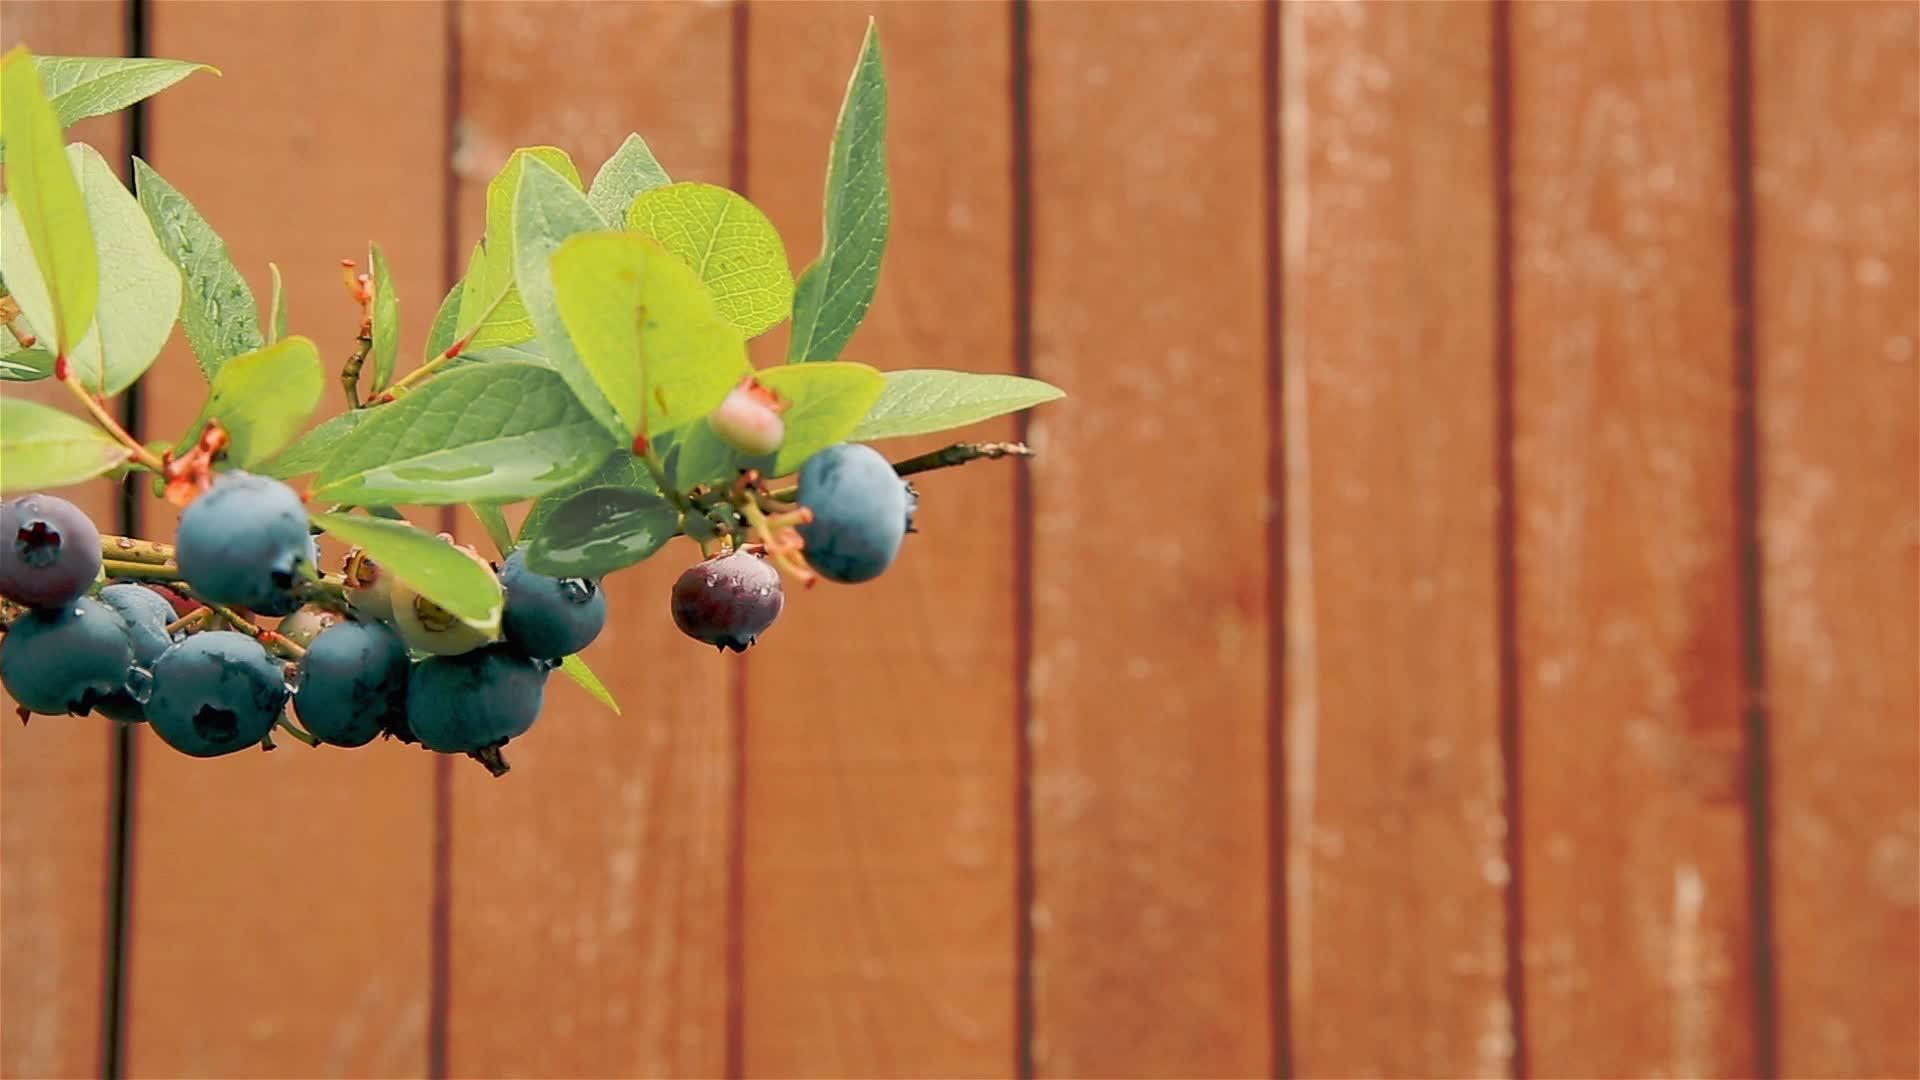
[2,1,1915,1077]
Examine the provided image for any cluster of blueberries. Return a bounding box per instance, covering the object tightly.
[0,428,919,769]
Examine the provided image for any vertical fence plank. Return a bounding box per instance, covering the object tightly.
[1026,4,1273,1076]
[1752,4,1920,1077]
[122,5,448,1076]
[0,9,127,1077]
[739,4,1019,1076]
[1511,3,1758,1075]
[443,5,737,1077]
[1280,2,1512,1075]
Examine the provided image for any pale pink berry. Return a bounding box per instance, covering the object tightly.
[708,378,787,456]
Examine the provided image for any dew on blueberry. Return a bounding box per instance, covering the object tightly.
[500,549,607,660]
[671,548,784,652]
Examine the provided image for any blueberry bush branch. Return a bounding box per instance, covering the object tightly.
[0,29,1065,776]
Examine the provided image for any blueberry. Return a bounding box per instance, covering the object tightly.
[175,472,312,612]
[293,619,410,747]
[146,631,288,757]
[0,596,135,716]
[795,443,912,584]
[275,603,345,648]
[670,548,784,652]
[0,494,103,609]
[93,583,178,723]
[406,644,548,754]
[500,550,607,660]
[707,377,786,455]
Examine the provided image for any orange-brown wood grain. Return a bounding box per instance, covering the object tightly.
[442,5,737,1077]
[1751,4,1920,1077]
[0,9,128,1077]
[121,4,448,1076]
[739,4,1019,1076]
[1510,3,1758,1075]
[1279,2,1512,1075]
[1025,4,1274,1076]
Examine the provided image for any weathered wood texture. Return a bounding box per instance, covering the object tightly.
[1,3,1915,1078]
[740,4,1019,1078]
[1025,3,1275,1076]
[0,8,126,1079]
[1510,3,1757,1076]
[442,5,737,1078]
[1280,2,1511,1076]
[120,4,448,1077]
[1751,4,1920,1078]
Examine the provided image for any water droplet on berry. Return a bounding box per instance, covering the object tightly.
[282,664,305,695]
[559,578,595,603]
[124,666,154,704]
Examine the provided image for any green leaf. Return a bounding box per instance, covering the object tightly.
[0,332,55,380]
[266,261,287,344]
[455,148,582,351]
[850,369,1065,440]
[787,21,889,363]
[548,230,749,440]
[368,242,400,391]
[671,360,885,488]
[522,484,680,579]
[0,396,129,494]
[132,157,262,378]
[258,408,363,479]
[1,47,97,357]
[511,157,624,438]
[559,654,620,714]
[19,55,214,133]
[194,335,323,466]
[468,502,515,558]
[424,279,459,360]
[313,361,615,506]
[587,133,671,224]
[520,449,654,541]
[1,143,181,395]
[627,182,792,337]
[311,511,503,628]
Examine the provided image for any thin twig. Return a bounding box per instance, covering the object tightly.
[275,715,321,747]
[100,535,176,566]
[57,368,165,473]
[763,441,1036,502]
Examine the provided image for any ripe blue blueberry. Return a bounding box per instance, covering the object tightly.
[795,443,912,584]
[406,644,548,754]
[0,597,136,716]
[500,549,607,660]
[146,631,289,757]
[93,583,178,723]
[0,494,103,609]
[670,548,784,652]
[293,619,410,747]
[175,471,312,613]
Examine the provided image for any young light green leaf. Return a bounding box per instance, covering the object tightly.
[511,156,624,439]
[850,369,1065,440]
[267,261,288,343]
[558,654,621,714]
[424,279,459,360]
[194,335,323,466]
[627,182,793,337]
[787,21,889,363]
[22,55,214,132]
[0,396,129,494]
[368,242,400,391]
[257,408,363,480]
[586,133,671,224]
[522,484,680,579]
[133,157,262,378]
[468,502,515,557]
[311,511,503,627]
[548,230,750,440]
[313,361,615,506]
[670,360,885,487]
[452,148,584,352]
[1,143,180,395]
[1,46,97,357]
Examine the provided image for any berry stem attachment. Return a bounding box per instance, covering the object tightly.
[274,715,320,748]
[164,606,216,636]
[57,369,166,473]
[202,601,307,660]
